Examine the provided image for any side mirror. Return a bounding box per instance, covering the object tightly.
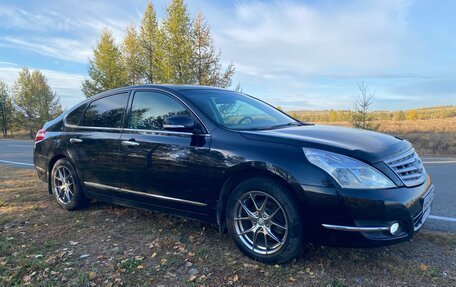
[163,115,195,132]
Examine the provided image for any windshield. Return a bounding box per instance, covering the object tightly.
[180,89,299,130]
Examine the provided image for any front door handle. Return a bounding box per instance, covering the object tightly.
[121,140,140,147]
[69,138,83,143]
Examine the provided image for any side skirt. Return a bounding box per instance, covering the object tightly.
[84,189,217,224]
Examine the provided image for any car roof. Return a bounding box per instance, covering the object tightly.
[102,84,228,94]
[69,84,234,111]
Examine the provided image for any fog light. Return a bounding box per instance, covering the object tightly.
[389,222,400,235]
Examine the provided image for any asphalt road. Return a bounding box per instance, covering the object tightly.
[1,139,455,232]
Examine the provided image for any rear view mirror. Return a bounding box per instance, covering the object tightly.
[213,96,236,105]
[163,115,195,132]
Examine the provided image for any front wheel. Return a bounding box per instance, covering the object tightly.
[50,158,89,210]
[226,177,305,264]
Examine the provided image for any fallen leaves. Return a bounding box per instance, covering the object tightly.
[23,275,31,283]
[420,263,429,271]
[88,271,97,280]
[1,166,455,287]
[0,260,7,266]
[232,274,239,282]
[305,267,314,275]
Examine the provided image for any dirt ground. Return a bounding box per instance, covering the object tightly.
[1,166,455,286]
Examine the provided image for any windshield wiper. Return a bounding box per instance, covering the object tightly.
[267,122,303,129]
[240,121,303,131]
[239,126,273,131]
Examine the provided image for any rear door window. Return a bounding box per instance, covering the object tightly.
[82,93,128,128]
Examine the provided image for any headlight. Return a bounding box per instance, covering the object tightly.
[303,148,396,189]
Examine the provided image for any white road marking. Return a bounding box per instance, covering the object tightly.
[0,159,34,166]
[423,161,456,164]
[429,215,456,222]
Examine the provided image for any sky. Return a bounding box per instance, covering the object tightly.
[0,0,455,111]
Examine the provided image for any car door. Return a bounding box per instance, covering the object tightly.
[66,92,130,192]
[118,90,213,213]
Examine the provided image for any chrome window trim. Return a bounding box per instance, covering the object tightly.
[122,128,210,137]
[162,124,185,129]
[63,121,209,136]
[84,181,207,207]
[64,123,123,132]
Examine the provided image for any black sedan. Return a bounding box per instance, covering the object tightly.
[34,85,434,263]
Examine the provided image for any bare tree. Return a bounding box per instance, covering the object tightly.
[351,81,379,130]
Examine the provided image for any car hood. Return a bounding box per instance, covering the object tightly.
[239,124,411,163]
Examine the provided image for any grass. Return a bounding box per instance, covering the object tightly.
[1,167,456,286]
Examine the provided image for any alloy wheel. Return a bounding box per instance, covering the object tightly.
[53,166,74,205]
[233,191,288,255]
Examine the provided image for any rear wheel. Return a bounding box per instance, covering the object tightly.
[226,177,305,264]
[51,158,88,210]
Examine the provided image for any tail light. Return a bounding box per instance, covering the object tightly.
[35,129,46,142]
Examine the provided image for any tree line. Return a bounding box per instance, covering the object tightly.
[82,0,236,97]
[290,106,455,123]
[0,69,62,138]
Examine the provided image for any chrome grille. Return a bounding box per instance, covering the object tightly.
[384,148,426,187]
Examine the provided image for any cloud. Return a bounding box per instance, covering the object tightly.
[0,61,17,66]
[0,65,85,109]
[0,0,453,111]
[0,2,135,64]
[215,0,413,79]
[0,36,92,64]
[197,0,453,110]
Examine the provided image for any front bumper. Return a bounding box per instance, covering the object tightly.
[300,176,434,247]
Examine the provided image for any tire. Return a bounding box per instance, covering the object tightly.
[50,158,89,210]
[226,177,305,264]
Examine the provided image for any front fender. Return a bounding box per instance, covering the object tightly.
[215,161,303,233]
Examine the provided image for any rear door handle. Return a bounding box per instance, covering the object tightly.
[69,138,83,143]
[121,140,140,147]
